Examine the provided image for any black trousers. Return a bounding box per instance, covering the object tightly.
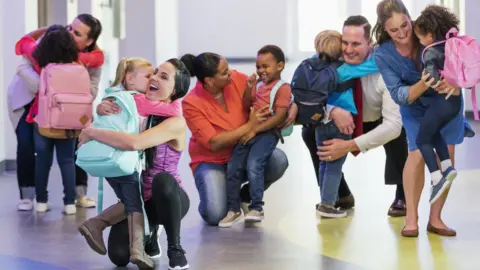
[16,103,36,199]
[107,172,190,266]
[301,119,408,198]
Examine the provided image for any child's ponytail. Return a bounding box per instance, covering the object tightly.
[110,58,130,88]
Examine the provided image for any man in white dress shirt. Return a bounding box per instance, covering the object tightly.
[314,16,408,216]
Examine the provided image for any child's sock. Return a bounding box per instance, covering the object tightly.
[440,159,452,172]
[431,170,442,186]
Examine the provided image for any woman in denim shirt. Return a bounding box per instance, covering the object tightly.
[373,0,474,238]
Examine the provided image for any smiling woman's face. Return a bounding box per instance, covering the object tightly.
[146,62,177,101]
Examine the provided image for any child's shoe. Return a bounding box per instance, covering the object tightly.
[129,212,155,268]
[218,211,242,228]
[244,209,264,223]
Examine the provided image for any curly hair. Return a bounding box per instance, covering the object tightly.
[32,24,79,68]
[415,5,459,40]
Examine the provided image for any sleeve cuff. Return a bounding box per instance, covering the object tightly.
[353,136,369,153]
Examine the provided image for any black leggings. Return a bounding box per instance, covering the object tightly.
[107,172,190,267]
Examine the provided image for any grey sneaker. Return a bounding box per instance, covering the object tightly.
[244,210,264,223]
[316,204,347,218]
[218,211,242,228]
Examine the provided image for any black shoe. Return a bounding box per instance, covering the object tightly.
[145,226,161,258]
[167,247,189,270]
[316,203,347,218]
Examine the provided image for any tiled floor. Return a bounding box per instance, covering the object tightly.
[1,63,480,270]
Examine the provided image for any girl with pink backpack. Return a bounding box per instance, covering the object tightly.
[17,25,103,215]
[413,5,463,204]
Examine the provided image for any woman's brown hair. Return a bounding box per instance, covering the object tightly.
[373,0,421,68]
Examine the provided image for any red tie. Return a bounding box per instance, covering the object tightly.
[351,79,363,156]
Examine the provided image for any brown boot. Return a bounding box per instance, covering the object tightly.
[78,202,126,255]
[129,212,155,269]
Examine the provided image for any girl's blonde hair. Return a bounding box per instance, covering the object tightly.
[314,30,343,61]
[110,57,152,88]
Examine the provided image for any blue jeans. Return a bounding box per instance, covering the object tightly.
[16,103,36,199]
[106,172,143,214]
[315,122,352,206]
[33,127,76,205]
[416,94,461,173]
[227,131,279,212]
[194,148,288,225]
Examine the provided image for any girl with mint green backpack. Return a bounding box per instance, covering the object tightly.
[76,57,182,269]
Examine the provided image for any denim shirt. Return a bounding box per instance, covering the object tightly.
[312,54,378,115]
[373,40,440,107]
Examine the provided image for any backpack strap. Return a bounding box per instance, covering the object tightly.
[268,80,290,114]
[422,40,446,63]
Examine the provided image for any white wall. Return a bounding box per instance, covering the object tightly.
[119,0,179,65]
[0,0,38,162]
[0,0,5,163]
[462,0,478,112]
[178,0,291,59]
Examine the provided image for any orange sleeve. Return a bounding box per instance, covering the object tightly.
[182,98,218,149]
[15,36,37,63]
[273,84,292,110]
[78,50,105,68]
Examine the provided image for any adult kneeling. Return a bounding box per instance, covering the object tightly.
[180,53,289,226]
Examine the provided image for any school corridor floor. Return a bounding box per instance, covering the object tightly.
[1,63,479,270]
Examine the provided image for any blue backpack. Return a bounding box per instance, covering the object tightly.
[75,88,150,234]
[291,56,353,126]
[76,88,142,177]
[257,80,294,138]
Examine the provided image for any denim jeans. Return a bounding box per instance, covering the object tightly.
[33,127,76,205]
[416,94,461,173]
[227,131,279,212]
[315,122,352,206]
[193,148,288,225]
[106,172,143,214]
[16,103,36,199]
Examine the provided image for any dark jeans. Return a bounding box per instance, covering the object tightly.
[302,119,408,199]
[16,103,36,199]
[106,172,143,214]
[416,94,461,173]
[315,122,351,205]
[33,127,76,205]
[227,131,279,212]
[107,173,190,267]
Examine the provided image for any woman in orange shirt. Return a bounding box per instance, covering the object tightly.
[181,52,289,226]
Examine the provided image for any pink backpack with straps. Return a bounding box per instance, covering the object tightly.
[423,28,480,120]
[35,63,94,138]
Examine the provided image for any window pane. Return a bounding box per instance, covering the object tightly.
[298,0,344,52]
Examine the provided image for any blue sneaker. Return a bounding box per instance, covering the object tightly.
[430,176,452,204]
[443,166,458,182]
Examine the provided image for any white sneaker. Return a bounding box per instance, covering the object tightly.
[17,199,34,211]
[63,204,77,215]
[75,196,96,208]
[36,202,50,213]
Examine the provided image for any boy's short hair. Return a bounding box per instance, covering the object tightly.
[258,45,285,63]
[314,30,342,60]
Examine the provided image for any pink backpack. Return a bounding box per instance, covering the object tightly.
[423,28,480,120]
[35,63,94,138]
